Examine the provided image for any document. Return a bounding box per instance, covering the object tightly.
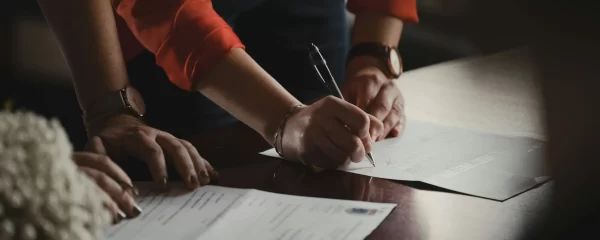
[260,120,549,201]
[103,184,396,240]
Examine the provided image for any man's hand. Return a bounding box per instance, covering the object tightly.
[343,60,406,141]
[86,114,218,190]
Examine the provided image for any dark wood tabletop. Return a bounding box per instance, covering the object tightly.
[155,122,549,240]
[114,49,553,240]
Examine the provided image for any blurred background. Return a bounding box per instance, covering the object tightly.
[3,0,529,150]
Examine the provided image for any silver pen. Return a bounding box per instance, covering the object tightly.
[308,43,376,167]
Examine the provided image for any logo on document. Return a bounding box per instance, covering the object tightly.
[345,207,378,216]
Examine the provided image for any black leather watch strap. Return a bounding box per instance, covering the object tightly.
[348,42,390,62]
[347,42,402,79]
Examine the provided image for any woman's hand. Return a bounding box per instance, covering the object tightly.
[73,137,142,224]
[86,115,218,191]
[280,96,384,168]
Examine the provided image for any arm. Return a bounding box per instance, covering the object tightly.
[342,0,418,139]
[195,49,301,144]
[114,0,301,144]
[37,0,129,109]
[346,0,418,75]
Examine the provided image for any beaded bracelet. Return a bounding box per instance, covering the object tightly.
[274,104,305,161]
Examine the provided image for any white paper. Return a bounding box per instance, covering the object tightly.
[103,184,396,240]
[260,120,548,200]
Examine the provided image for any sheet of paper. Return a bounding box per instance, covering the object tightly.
[102,184,396,240]
[260,120,548,201]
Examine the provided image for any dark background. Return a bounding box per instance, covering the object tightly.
[3,0,526,150]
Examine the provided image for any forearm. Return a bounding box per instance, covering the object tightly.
[195,49,301,144]
[38,0,129,109]
[352,12,403,47]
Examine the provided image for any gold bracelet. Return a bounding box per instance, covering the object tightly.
[274,104,305,160]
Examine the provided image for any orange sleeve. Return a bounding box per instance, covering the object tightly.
[347,0,419,24]
[113,0,245,91]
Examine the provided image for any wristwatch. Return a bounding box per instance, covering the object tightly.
[82,86,146,125]
[348,42,403,79]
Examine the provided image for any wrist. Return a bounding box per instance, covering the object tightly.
[261,102,304,146]
[84,113,140,137]
[347,56,389,79]
[81,86,146,135]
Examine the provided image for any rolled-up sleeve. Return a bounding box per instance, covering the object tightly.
[114,0,245,90]
[347,0,419,24]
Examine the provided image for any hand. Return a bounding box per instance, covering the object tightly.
[343,61,406,141]
[86,114,218,190]
[280,96,384,169]
[74,137,141,224]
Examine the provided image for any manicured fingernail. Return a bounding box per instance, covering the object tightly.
[117,210,127,222]
[123,185,139,197]
[189,175,199,188]
[131,204,143,218]
[160,177,168,191]
[200,171,210,185]
[130,186,139,196]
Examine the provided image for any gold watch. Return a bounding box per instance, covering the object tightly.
[82,86,146,125]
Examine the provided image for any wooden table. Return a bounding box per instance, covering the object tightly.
[129,48,550,240]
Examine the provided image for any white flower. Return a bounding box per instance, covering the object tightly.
[0,111,111,240]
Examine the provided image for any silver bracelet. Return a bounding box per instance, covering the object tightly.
[274,104,305,160]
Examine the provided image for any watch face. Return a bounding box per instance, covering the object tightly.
[388,48,402,78]
[125,87,146,116]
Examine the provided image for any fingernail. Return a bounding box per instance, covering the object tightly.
[131,204,143,218]
[123,185,139,197]
[200,171,210,185]
[117,210,126,222]
[160,177,168,191]
[130,186,140,196]
[189,175,199,188]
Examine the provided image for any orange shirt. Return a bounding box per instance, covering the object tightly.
[113,0,418,91]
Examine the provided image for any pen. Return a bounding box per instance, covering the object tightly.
[308,43,376,167]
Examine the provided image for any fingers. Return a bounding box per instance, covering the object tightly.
[321,117,367,163]
[323,96,371,140]
[368,114,384,141]
[391,113,407,137]
[80,166,140,219]
[156,132,198,190]
[73,152,134,192]
[124,128,168,190]
[85,136,108,154]
[355,78,380,110]
[368,84,396,121]
[180,139,211,186]
[368,84,403,140]
[103,202,125,224]
[314,130,350,166]
[380,98,403,139]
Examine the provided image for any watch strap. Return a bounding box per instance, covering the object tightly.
[348,42,402,78]
[348,42,390,61]
[82,87,143,123]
